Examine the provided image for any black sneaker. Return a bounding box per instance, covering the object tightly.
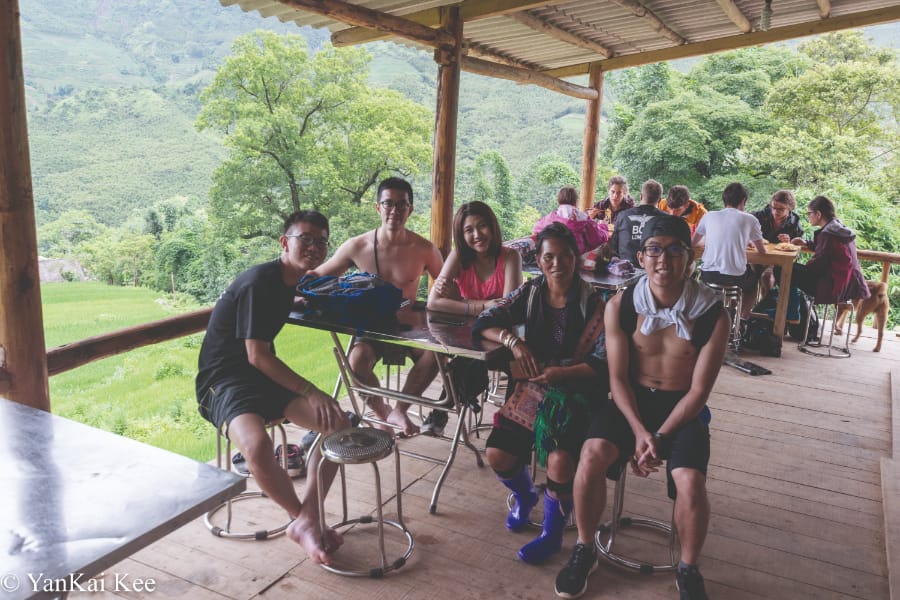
[300,430,319,452]
[420,410,449,437]
[554,543,598,598]
[275,443,306,478]
[231,452,250,477]
[675,566,709,600]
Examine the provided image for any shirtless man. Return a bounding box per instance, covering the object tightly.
[314,177,443,436]
[196,210,350,564]
[554,216,729,600]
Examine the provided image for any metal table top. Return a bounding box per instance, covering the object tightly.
[523,266,645,291]
[0,398,246,600]
[288,305,502,361]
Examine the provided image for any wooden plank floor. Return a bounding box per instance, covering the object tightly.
[89,325,898,600]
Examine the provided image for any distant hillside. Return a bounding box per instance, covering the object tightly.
[20,1,899,228]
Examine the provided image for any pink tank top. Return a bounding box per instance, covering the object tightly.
[455,253,505,300]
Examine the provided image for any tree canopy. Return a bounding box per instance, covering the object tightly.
[196,31,432,239]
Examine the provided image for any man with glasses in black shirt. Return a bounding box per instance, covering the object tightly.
[196,210,350,564]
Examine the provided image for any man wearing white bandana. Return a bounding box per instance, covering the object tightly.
[554,215,729,600]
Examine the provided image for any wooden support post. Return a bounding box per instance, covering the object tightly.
[579,64,603,211]
[430,7,462,258]
[0,1,49,410]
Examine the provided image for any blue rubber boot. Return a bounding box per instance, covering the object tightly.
[517,492,572,565]
[498,468,539,532]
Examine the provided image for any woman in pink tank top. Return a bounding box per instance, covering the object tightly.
[427,201,523,316]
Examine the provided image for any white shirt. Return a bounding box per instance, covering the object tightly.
[694,208,763,276]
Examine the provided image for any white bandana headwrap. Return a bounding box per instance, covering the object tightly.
[632,276,721,340]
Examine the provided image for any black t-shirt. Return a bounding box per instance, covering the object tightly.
[196,259,295,395]
[610,205,668,265]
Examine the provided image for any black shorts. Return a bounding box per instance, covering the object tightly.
[197,376,295,432]
[356,339,417,366]
[486,413,587,468]
[586,386,710,499]
[701,267,757,293]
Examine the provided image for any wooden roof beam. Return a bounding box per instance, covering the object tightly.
[817,0,831,19]
[543,4,900,76]
[466,41,541,70]
[276,0,455,48]
[461,55,598,100]
[713,0,752,33]
[606,0,686,45]
[331,0,564,47]
[507,10,612,58]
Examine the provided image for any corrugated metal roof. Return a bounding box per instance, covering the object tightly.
[222,0,900,74]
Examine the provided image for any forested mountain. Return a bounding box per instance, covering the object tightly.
[22,0,584,227]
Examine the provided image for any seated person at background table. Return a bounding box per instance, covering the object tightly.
[196,210,350,565]
[313,177,443,437]
[588,175,635,226]
[691,182,766,320]
[789,195,870,305]
[605,179,667,266]
[751,189,804,296]
[555,216,728,600]
[423,201,523,435]
[659,185,707,234]
[533,186,609,255]
[473,223,609,567]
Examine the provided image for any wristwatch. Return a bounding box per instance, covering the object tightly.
[652,431,667,440]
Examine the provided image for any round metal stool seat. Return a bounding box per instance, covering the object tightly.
[595,466,678,574]
[317,427,414,578]
[321,428,394,464]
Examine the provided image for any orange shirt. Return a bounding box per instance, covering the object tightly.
[659,198,708,233]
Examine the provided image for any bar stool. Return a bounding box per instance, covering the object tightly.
[595,464,678,574]
[204,421,294,540]
[703,282,742,351]
[798,298,853,358]
[316,427,414,578]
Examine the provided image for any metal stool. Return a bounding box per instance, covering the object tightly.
[798,298,853,358]
[595,465,678,574]
[703,282,742,351]
[204,421,294,540]
[317,427,414,578]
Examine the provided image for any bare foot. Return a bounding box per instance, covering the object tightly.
[387,407,419,437]
[365,397,397,435]
[286,516,343,565]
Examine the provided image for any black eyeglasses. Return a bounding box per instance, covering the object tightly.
[641,243,690,258]
[285,233,328,250]
[378,200,412,211]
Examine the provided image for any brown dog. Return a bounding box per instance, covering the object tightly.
[834,281,889,352]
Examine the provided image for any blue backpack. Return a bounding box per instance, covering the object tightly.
[296,272,403,330]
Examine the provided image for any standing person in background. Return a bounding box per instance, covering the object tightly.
[692,182,766,320]
[313,177,443,437]
[659,185,707,234]
[424,201,523,436]
[606,179,668,266]
[588,176,635,226]
[534,186,609,255]
[751,190,804,295]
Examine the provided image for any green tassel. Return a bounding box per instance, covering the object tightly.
[534,387,588,467]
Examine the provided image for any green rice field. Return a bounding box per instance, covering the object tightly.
[44,282,350,461]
